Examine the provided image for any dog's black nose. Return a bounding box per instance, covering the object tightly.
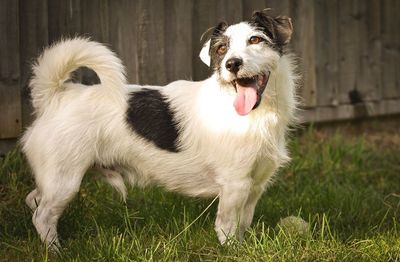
[225,58,243,74]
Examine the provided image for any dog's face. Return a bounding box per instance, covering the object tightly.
[200,10,293,115]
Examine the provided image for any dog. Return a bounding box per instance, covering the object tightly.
[22,9,297,250]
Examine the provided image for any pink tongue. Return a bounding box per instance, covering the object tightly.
[233,84,258,116]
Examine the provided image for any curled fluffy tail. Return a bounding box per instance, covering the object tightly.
[30,37,126,115]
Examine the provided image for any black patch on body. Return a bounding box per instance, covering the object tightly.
[126,89,181,152]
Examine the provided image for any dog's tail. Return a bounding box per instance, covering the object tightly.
[30,37,126,115]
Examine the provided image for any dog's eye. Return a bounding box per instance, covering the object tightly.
[249,36,263,45]
[217,44,227,55]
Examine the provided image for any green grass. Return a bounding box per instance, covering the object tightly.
[0,127,399,261]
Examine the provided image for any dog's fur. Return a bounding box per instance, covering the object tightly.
[22,10,297,249]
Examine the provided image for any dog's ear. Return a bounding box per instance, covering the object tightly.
[251,9,293,47]
[273,16,293,45]
[199,39,211,66]
[199,26,215,67]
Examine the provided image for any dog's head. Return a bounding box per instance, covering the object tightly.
[200,9,293,116]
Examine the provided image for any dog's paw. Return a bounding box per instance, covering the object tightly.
[215,225,239,245]
[217,229,228,244]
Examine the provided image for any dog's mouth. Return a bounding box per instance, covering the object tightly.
[231,71,270,116]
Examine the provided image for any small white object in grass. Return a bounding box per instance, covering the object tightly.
[276,216,310,236]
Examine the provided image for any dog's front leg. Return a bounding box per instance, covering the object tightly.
[215,179,251,244]
[239,186,264,236]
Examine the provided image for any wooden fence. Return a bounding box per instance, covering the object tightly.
[0,0,399,143]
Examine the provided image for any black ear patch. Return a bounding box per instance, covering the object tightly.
[126,89,181,153]
[211,22,228,39]
[250,10,293,51]
[208,21,229,72]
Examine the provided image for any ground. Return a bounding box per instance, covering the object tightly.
[0,118,399,261]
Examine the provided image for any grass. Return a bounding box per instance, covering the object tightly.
[0,124,399,261]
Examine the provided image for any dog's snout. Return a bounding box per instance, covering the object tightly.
[225,58,243,74]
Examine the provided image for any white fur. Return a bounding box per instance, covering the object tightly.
[199,40,211,66]
[22,23,297,249]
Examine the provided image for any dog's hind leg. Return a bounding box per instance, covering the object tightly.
[32,166,86,251]
[26,188,42,211]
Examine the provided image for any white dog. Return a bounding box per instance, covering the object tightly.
[22,9,297,249]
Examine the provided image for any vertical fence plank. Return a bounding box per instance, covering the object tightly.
[381,0,400,99]
[243,0,267,18]
[243,1,290,26]
[0,0,21,138]
[192,0,243,81]
[290,0,317,107]
[192,1,218,81]
[136,0,167,85]
[19,0,48,125]
[108,0,139,83]
[80,0,109,43]
[164,0,194,82]
[355,0,381,102]
[217,0,244,24]
[48,0,81,42]
[265,0,290,16]
[314,0,339,106]
[337,0,360,104]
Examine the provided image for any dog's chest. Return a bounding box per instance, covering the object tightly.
[195,83,253,134]
[176,84,266,163]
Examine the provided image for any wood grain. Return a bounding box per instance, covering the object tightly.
[107,0,139,83]
[48,0,81,42]
[0,0,21,138]
[290,0,317,107]
[1,0,399,144]
[135,0,167,85]
[164,0,194,82]
[381,0,400,99]
[301,98,400,123]
[355,0,381,102]
[314,0,339,106]
[19,0,49,125]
